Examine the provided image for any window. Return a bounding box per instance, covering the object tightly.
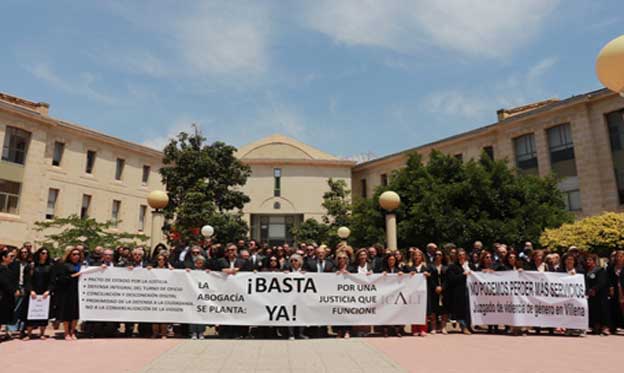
[380,174,388,187]
[111,200,121,227]
[85,150,96,174]
[361,178,367,199]
[547,123,577,178]
[115,158,125,180]
[454,153,463,162]
[52,142,65,166]
[2,126,31,165]
[0,179,21,214]
[514,134,538,175]
[80,194,91,219]
[563,190,582,211]
[139,204,147,231]
[483,146,494,160]
[46,188,59,219]
[606,109,624,204]
[142,165,150,184]
[273,168,281,197]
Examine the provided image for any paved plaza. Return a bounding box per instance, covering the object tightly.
[1,334,622,373]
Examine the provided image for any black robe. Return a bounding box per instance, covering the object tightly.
[25,263,53,327]
[428,264,448,315]
[585,267,610,328]
[446,262,470,321]
[54,262,81,321]
[0,264,17,324]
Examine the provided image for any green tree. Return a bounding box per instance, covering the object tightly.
[160,126,251,244]
[290,218,330,245]
[34,215,148,257]
[352,150,572,249]
[540,212,624,256]
[291,178,353,247]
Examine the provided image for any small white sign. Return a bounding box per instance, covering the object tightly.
[27,296,50,320]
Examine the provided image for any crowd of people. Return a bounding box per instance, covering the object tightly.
[1,238,623,342]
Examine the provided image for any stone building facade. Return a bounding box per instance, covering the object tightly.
[352,88,624,217]
[2,87,624,249]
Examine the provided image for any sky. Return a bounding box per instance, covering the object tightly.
[0,0,622,160]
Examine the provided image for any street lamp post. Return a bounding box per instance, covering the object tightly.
[378,191,401,251]
[201,225,214,239]
[147,190,169,253]
[337,226,351,247]
[596,35,624,97]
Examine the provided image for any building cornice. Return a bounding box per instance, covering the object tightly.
[353,88,618,172]
[0,100,163,159]
[241,158,356,167]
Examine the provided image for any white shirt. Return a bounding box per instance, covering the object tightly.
[358,264,368,274]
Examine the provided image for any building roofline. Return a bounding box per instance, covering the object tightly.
[241,158,356,167]
[0,98,163,159]
[353,87,615,171]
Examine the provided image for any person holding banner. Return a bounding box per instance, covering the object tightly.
[559,254,585,336]
[407,248,430,336]
[23,247,53,340]
[446,248,472,335]
[428,250,448,335]
[286,254,308,340]
[585,254,610,335]
[477,250,498,334]
[187,255,209,340]
[218,244,251,339]
[150,253,173,339]
[334,252,352,339]
[378,252,405,337]
[55,247,83,341]
[0,250,18,342]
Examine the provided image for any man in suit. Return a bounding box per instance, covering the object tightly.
[218,244,251,338]
[247,240,264,271]
[303,246,335,338]
[304,247,335,273]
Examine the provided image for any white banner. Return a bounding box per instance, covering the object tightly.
[79,267,427,326]
[468,271,588,329]
[27,296,50,320]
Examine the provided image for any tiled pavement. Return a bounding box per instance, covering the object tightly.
[141,339,405,373]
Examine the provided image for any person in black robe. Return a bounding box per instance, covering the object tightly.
[24,248,53,340]
[446,248,472,335]
[585,254,610,335]
[9,246,32,335]
[428,250,448,334]
[55,247,83,340]
[0,250,18,341]
[607,250,624,333]
[376,252,405,337]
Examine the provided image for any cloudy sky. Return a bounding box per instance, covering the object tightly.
[1,1,621,159]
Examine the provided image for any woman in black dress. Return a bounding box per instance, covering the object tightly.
[24,248,53,340]
[55,247,83,341]
[446,248,472,335]
[377,252,404,337]
[585,254,610,335]
[0,250,18,341]
[428,250,448,334]
[607,250,624,333]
